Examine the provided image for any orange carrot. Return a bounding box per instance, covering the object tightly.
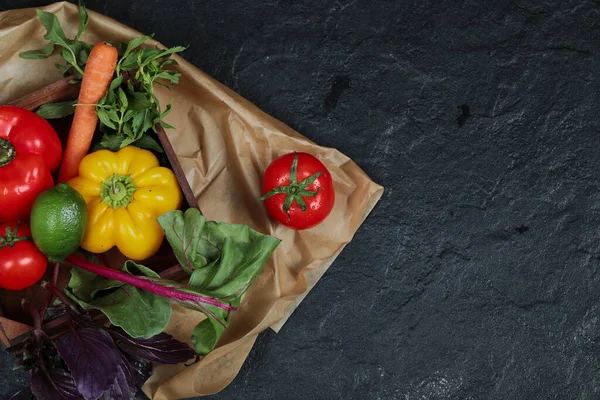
[57,41,118,183]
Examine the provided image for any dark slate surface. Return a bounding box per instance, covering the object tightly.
[2,0,600,398]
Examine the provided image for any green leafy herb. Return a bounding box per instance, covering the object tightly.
[24,2,184,153]
[191,307,226,355]
[64,209,279,355]
[20,3,92,77]
[65,262,172,339]
[74,0,89,40]
[133,134,164,153]
[19,1,89,76]
[34,9,91,77]
[19,43,55,59]
[157,208,281,353]
[36,100,76,119]
[94,39,184,149]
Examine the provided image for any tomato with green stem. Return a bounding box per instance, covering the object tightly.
[260,152,335,230]
[0,221,48,291]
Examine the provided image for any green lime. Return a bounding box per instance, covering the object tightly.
[30,183,88,263]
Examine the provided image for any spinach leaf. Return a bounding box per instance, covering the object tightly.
[65,263,172,338]
[191,306,227,355]
[157,208,280,354]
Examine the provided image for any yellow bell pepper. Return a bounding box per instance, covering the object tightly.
[67,146,182,260]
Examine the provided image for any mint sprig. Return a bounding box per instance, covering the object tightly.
[20,1,185,154]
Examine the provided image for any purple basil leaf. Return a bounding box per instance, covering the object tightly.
[101,354,135,400]
[30,366,83,400]
[55,328,121,400]
[70,310,100,330]
[109,327,197,364]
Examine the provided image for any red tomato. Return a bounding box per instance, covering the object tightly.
[0,106,62,222]
[261,152,335,230]
[0,221,48,291]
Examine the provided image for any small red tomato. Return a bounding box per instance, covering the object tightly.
[261,152,335,230]
[0,106,62,222]
[0,221,48,291]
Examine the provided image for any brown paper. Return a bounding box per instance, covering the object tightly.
[0,2,384,398]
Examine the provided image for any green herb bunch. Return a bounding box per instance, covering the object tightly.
[19,1,186,153]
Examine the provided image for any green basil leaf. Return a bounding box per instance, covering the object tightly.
[95,134,125,151]
[19,43,55,59]
[159,59,179,68]
[132,112,145,137]
[97,108,117,130]
[36,9,69,46]
[132,134,164,153]
[119,52,139,71]
[111,41,127,56]
[122,121,134,138]
[123,35,151,59]
[106,109,120,123]
[154,81,171,90]
[104,89,116,106]
[75,0,89,40]
[139,48,164,65]
[117,87,128,109]
[36,9,82,74]
[109,75,124,92]
[77,47,89,65]
[160,120,175,130]
[55,62,71,74]
[120,136,136,148]
[143,109,157,133]
[60,47,76,66]
[124,109,135,122]
[36,100,76,119]
[160,101,173,118]
[155,71,181,85]
[127,92,152,111]
[65,261,172,338]
[154,46,186,60]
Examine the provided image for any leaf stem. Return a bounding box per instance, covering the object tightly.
[66,255,236,313]
[21,300,42,331]
[39,263,61,321]
[42,281,80,312]
[71,62,85,76]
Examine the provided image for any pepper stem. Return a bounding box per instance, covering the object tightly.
[101,174,137,209]
[0,138,16,168]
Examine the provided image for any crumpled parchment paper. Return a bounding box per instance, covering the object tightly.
[0,2,384,398]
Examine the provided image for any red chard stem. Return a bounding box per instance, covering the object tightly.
[65,255,236,313]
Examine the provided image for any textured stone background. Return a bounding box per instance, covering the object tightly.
[2,0,600,399]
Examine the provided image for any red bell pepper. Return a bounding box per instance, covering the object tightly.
[0,106,62,222]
